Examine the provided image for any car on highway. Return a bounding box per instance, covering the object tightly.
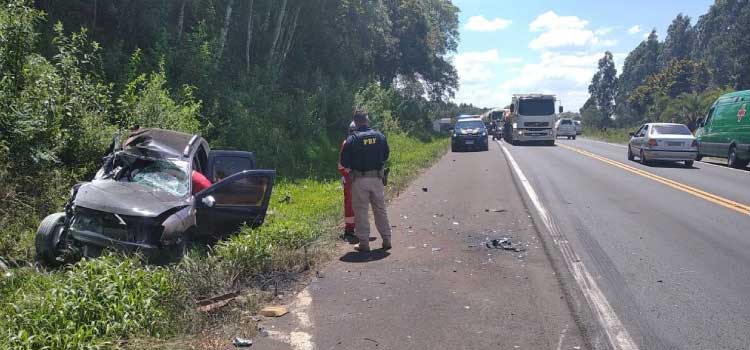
[555,118,577,139]
[451,118,489,152]
[627,123,698,167]
[695,89,750,168]
[35,128,276,266]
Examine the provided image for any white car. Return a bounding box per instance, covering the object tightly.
[555,118,577,139]
[627,123,698,167]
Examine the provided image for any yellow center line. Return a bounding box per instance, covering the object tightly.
[557,143,750,215]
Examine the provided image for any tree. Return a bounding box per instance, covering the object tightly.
[588,51,618,119]
[616,30,661,118]
[659,14,693,69]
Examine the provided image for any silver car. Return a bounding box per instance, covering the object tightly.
[628,123,698,167]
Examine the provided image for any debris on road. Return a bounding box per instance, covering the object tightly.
[232,336,253,347]
[486,238,526,252]
[431,247,443,252]
[260,305,288,317]
[422,187,429,192]
[452,221,459,225]
[316,271,325,279]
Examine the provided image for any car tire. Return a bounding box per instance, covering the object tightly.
[451,144,457,152]
[35,213,67,266]
[684,160,694,168]
[572,136,577,140]
[159,232,191,265]
[640,150,649,165]
[727,145,748,168]
[627,146,635,161]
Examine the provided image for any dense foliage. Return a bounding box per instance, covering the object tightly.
[583,0,750,130]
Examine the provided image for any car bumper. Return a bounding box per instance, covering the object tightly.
[452,136,488,147]
[71,228,158,257]
[643,149,698,161]
[515,129,554,141]
[557,129,576,136]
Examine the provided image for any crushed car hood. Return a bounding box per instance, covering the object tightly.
[74,180,189,217]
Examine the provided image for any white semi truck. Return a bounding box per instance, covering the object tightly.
[503,94,562,146]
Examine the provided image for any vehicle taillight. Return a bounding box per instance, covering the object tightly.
[647,139,658,148]
[691,140,698,147]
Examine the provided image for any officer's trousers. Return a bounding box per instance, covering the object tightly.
[351,176,391,244]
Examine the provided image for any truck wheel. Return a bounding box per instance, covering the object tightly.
[728,145,749,168]
[572,136,577,140]
[35,213,67,266]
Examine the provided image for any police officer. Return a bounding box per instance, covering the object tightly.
[337,122,357,238]
[340,111,391,252]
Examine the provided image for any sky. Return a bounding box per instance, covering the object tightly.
[451,0,714,112]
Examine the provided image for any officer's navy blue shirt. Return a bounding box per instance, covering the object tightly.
[341,126,389,172]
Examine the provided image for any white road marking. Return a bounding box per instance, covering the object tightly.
[556,324,569,350]
[498,140,639,350]
[268,288,314,350]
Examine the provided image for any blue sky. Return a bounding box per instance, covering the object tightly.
[451,0,714,111]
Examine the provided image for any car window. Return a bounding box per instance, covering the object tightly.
[652,125,692,135]
[638,125,648,137]
[704,106,716,125]
[212,176,269,206]
[214,156,254,182]
[561,119,572,125]
[455,121,485,130]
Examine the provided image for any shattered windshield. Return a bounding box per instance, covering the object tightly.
[112,154,190,197]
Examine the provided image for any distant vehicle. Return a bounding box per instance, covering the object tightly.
[555,118,577,139]
[35,128,276,266]
[574,120,582,135]
[504,94,561,146]
[695,90,750,168]
[433,118,453,132]
[452,118,489,152]
[628,123,697,167]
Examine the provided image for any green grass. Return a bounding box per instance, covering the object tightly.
[0,133,449,350]
[581,128,631,144]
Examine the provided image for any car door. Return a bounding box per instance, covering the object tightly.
[195,169,276,238]
[632,125,646,152]
[206,150,257,183]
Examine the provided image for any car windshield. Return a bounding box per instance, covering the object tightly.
[519,99,555,116]
[652,124,691,135]
[490,111,504,120]
[561,119,572,125]
[456,121,485,130]
[118,156,190,197]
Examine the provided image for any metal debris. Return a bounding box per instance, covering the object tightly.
[486,238,526,252]
[232,336,253,347]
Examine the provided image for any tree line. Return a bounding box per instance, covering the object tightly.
[0,0,478,259]
[583,0,750,130]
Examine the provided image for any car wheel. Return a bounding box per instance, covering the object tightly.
[684,160,694,168]
[572,136,577,140]
[627,146,635,161]
[158,232,191,265]
[640,150,649,165]
[35,213,67,266]
[451,144,456,152]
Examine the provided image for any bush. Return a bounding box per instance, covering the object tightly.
[0,256,180,350]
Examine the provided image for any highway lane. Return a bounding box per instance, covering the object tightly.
[501,138,750,350]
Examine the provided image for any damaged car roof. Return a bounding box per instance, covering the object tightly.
[123,128,200,159]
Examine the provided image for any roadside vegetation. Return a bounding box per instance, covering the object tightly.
[581,2,750,131]
[0,1,460,349]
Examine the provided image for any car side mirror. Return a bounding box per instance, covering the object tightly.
[201,195,216,208]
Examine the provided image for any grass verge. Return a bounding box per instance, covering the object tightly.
[0,133,449,350]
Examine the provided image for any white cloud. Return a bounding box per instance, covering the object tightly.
[599,39,618,47]
[530,11,588,31]
[595,27,614,35]
[465,16,512,32]
[628,25,641,34]
[455,52,627,111]
[528,11,599,50]
[453,49,501,83]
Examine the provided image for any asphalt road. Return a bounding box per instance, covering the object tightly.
[502,137,750,350]
[257,142,586,350]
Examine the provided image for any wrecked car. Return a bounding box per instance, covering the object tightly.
[35,128,276,265]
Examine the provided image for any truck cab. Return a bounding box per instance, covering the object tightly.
[504,94,561,146]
